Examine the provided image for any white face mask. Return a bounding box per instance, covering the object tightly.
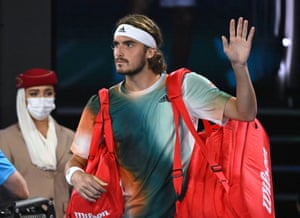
[27,97,56,120]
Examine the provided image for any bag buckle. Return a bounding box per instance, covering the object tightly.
[172,168,183,178]
[210,164,223,172]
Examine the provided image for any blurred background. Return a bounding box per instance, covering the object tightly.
[0,0,299,217]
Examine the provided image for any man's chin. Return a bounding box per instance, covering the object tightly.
[115,64,127,73]
[115,69,127,74]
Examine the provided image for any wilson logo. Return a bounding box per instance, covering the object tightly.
[260,146,272,214]
[74,210,110,218]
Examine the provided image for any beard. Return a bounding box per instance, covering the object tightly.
[116,58,146,76]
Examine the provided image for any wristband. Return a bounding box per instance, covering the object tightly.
[66,166,84,186]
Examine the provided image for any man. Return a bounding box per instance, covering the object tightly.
[65,14,256,217]
[0,149,29,205]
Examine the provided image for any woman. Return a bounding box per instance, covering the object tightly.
[0,68,74,218]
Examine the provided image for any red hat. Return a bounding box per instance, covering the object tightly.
[16,68,58,89]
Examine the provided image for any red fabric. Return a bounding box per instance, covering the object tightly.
[167,68,275,218]
[66,89,123,218]
[16,68,57,88]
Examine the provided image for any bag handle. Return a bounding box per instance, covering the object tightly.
[87,88,114,173]
[167,68,229,192]
[99,88,115,153]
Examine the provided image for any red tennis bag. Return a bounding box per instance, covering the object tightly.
[167,68,275,218]
[66,89,124,218]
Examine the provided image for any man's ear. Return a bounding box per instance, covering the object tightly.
[146,47,157,59]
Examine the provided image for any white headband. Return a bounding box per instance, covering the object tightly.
[114,24,157,48]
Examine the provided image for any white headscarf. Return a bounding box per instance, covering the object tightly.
[16,89,57,170]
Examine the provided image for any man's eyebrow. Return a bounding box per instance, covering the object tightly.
[122,40,136,44]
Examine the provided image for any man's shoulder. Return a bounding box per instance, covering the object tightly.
[109,82,122,92]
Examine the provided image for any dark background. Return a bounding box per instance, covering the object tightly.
[1,0,300,217]
[54,0,289,116]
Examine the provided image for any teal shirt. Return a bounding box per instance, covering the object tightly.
[72,72,231,217]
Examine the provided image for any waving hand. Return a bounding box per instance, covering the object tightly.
[221,17,255,66]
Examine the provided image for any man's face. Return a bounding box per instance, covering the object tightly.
[113,36,148,76]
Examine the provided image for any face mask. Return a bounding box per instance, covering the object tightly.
[27,97,56,120]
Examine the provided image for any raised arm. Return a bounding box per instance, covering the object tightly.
[222,17,257,121]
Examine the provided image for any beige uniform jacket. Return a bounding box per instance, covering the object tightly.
[0,121,74,218]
